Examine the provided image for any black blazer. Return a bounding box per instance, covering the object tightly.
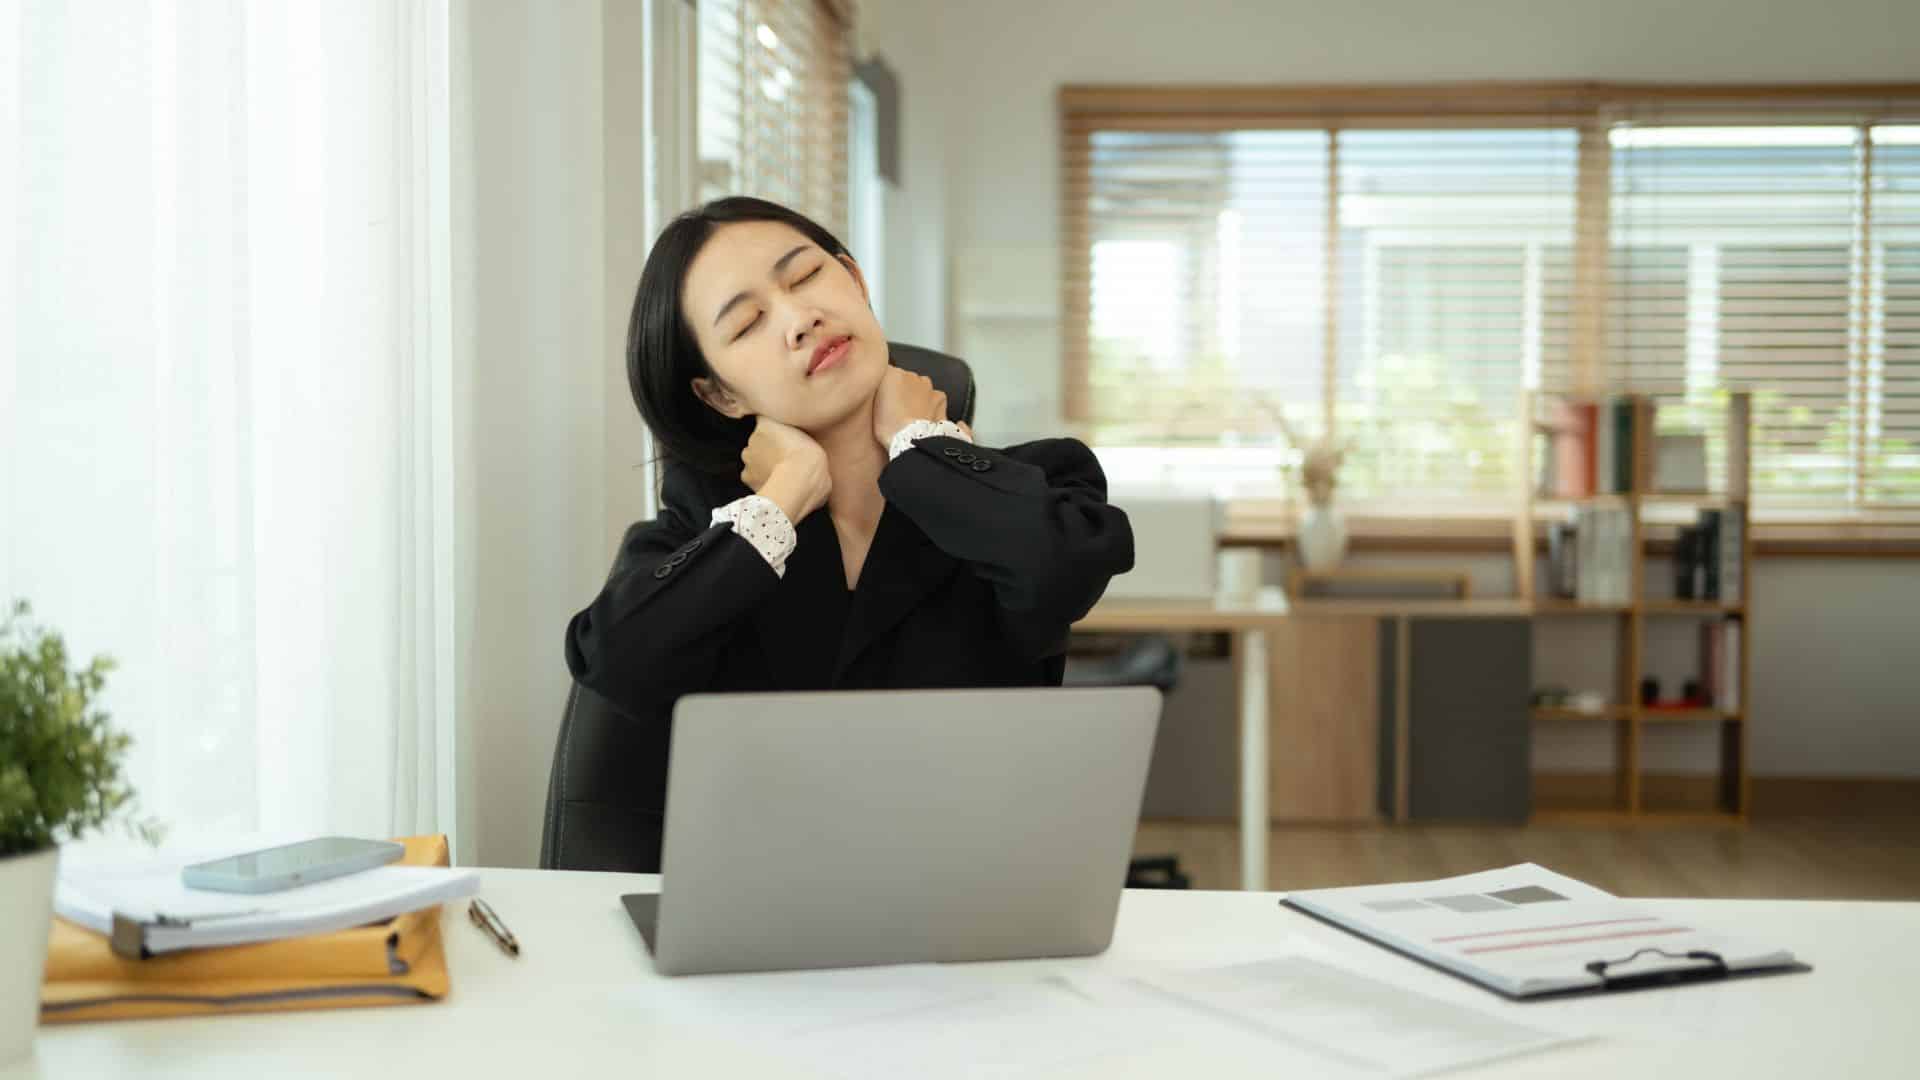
[561,434,1135,861]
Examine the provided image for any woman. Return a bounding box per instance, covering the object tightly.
[563,197,1134,860]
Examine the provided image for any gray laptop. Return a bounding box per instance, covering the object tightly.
[622,686,1161,976]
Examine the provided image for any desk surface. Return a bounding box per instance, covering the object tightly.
[17,868,1919,1079]
[1077,591,1533,631]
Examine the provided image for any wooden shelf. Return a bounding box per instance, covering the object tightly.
[1534,494,1633,510]
[1640,490,1735,505]
[1518,390,1753,827]
[1531,706,1632,721]
[1532,601,1632,615]
[1639,707,1741,723]
[1641,601,1744,616]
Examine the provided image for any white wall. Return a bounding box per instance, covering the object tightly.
[858,1,948,352]
[455,0,631,868]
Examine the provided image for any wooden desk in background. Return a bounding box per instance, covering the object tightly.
[1076,592,1533,891]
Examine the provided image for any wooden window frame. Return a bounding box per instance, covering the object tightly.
[1061,82,1920,521]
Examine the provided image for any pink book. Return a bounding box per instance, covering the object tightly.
[1550,401,1597,498]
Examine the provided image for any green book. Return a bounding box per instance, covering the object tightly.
[1614,398,1635,493]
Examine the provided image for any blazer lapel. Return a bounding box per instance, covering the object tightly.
[833,503,958,683]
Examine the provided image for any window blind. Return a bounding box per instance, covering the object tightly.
[1874,127,1920,504]
[1063,86,1920,512]
[698,0,851,237]
[1606,122,1860,506]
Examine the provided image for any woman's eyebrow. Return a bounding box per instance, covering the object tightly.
[712,244,814,327]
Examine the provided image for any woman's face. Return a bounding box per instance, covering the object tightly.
[680,220,888,433]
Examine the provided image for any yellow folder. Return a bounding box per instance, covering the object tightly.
[41,835,454,1023]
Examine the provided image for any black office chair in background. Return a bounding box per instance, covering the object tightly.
[540,343,977,872]
[1065,636,1192,889]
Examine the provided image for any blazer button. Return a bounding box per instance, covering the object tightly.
[956,453,977,464]
[684,538,703,553]
[666,552,689,567]
[652,565,673,579]
[942,446,962,458]
[971,460,992,472]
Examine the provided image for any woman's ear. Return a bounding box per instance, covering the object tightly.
[837,253,871,306]
[691,375,750,419]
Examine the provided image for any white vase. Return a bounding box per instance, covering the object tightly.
[1296,504,1348,570]
[0,846,58,1065]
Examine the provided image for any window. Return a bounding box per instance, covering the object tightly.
[1063,86,1920,513]
[698,0,852,237]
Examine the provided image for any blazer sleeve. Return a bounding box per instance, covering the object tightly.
[563,467,780,711]
[878,435,1134,660]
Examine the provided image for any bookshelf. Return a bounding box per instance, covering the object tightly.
[1514,390,1754,825]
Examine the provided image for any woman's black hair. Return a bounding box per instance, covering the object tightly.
[627,196,852,475]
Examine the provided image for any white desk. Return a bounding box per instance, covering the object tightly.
[16,868,1920,1078]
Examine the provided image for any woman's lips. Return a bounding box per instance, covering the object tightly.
[808,336,851,376]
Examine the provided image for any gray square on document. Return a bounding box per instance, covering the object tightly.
[1426,893,1512,914]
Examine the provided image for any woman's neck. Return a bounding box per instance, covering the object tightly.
[812,396,887,531]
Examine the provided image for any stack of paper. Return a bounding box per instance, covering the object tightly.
[57,852,478,956]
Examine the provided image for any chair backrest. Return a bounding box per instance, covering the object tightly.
[889,342,975,426]
[540,343,976,871]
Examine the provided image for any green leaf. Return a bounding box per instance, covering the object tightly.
[0,600,163,856]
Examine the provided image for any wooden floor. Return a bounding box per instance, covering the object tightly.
[1135,815,1920,899]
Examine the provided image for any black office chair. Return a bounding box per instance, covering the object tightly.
[1065,637,1192,889]
[540,343,977,872]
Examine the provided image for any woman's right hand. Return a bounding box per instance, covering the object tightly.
[742,416,830,524]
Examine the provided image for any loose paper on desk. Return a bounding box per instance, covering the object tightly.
[775,953,1583,1080]
[1285,863,1800,998]
[57,854,478,955]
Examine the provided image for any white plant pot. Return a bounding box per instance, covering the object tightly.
[0,846,58,1065]
[1297,504,1348,570]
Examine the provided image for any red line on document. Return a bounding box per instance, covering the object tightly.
[1461,925,1693,955]
[1433,917,1662,944]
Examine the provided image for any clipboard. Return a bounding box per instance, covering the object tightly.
[1279,895,1812,1001]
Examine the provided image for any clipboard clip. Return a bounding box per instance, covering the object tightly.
[1585,946,1729,990]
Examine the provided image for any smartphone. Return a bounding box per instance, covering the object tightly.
[182,837,406,894]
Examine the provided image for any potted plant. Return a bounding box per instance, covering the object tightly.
[1,601,151,1064]
[1273,417,1352,571]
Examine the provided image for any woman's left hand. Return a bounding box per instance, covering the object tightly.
[872,366,948,447]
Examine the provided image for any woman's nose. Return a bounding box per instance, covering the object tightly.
[784,308,824,350]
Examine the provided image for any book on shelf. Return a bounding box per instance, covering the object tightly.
[1723,618,1742,712]
[1565,505,1631,604]
[1721,511,1744,606]
[1541,399,1597,498]
[1674,526,1700,599]
[1730,399,1750,496]
[1547,521,1577,599]
[1697,617,1743,711]
[1612,396,1636,495]
[1698,509,1723,600]
[1595,398,1616,495]
[1538,395,1637,499]
[1672,508,1741,605]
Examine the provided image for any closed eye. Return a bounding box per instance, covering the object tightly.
[730,312,763,342]
[795,265,822,285]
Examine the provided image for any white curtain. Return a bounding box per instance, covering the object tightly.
[2,2,457,844]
